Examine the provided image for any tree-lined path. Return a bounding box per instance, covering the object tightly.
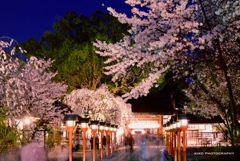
[48,136,168,161]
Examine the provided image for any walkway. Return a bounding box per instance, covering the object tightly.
[48,144,168,161]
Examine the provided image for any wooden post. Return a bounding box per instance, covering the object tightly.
[110,131,113,155]
[177,130,181,161]
[92,129,97,161]
[183,130,187,161]
[100,130,104,159]
[67,127,74,161]
[173,130,176,159]
[105,123,110,158]
[82,128,87,161]
[80,118,89,161]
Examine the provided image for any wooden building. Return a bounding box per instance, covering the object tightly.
[127,92,225,146]
[127,92,177,135]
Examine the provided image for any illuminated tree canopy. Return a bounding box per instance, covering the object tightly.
[94,0,240,144]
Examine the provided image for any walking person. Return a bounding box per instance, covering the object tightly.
[102,136,106,150]
[125,132,134,151]
[129,133,134,151]
[140,135,149,160]
[90,136,93,150]
[96,136,99,150]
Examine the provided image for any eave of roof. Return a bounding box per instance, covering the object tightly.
[186,114,224,124]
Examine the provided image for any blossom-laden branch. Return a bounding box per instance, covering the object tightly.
[94,0,240,144]
[1,38,68,140]
[63,84,135,127]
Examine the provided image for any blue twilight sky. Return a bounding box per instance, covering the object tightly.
[0,0,132,43]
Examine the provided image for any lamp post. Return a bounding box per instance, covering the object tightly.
[169,122,174,158]
[113,125,118,152]
[64,114,77,161]
[105,123,110,158]
[80,118,89,161]
[91,120,99,161]
[163,124,167,152]
[179,114,188,161]
[165,122,170,154]
[176,119,181,161]
[109,124,114,155]
[172,121,177,161]
[99,122,105,160]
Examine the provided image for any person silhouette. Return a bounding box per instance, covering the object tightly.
[102,136,106,150]
[90,136,93,150]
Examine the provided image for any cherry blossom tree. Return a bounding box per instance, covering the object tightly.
[63,84,135,127]
[0,39,68,142]
[94,0,240,145]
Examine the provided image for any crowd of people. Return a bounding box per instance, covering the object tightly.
[86,132,163,152]
[124,132,135,151]
[89,135,107,150]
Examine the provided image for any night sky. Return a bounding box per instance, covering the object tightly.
[0,0,132,43]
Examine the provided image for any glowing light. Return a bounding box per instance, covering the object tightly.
[128,121,160,129]
[117,127,124,135]
[181,119,188,127]
[24,117,31,125]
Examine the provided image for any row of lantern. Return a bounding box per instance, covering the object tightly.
[164,113,188,161]
[64,114,118,161]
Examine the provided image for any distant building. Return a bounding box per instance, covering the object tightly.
[127,92,226,147]
[127,92,177,135]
